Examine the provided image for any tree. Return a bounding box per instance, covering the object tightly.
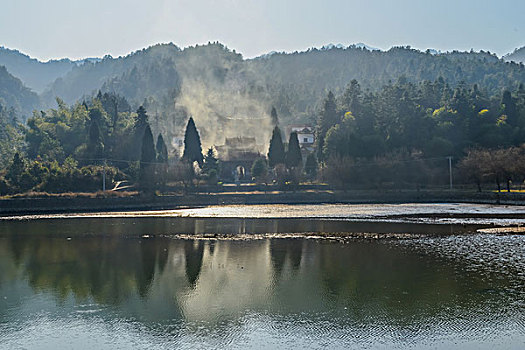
[286,131,302,169]
[270,106,279,127]
[251,157,268,183]
[156,134,168,163]
[304,153,318,179]
[318,91,339,135]
[6,152,24,187]
[86,119,104,159]
[139,125,156,191]
[317,91,339,162]
[156,134,168,186]
[267,126,285,168]
[202,147,219,176]
[182,117,203,167]
[131,106,149,160]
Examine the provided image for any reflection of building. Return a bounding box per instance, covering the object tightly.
[285,125,315,152]
[215,137,263,181]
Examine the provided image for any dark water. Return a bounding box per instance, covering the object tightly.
[0,218,524,349]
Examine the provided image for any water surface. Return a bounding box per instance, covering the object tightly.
[0,214,524,349]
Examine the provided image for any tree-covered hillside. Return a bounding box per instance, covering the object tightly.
[0,47,76,92]
[37,43,525,127]
[505,46,525,64]
[0,66,40,118]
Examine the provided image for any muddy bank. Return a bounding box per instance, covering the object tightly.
[1,190,525,216]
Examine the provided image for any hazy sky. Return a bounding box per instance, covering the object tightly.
[1,0,524,61]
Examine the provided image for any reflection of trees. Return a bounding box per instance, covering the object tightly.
[2,233,170,304]
[269,239,303,279]
[184,240,204,287]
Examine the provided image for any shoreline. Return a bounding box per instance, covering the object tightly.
[1,190,525,216]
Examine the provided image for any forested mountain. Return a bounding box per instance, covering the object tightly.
[0,66,40,118]
[505,46,525,63]
[3,42,525,143]
[0,47,76,92]
[37,43,525,125]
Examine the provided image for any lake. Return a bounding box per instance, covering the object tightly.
[0,204,524,349]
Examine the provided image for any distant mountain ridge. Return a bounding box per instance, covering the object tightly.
[0,65,39,118]
[505,46,525,63]
[2,42,525,128]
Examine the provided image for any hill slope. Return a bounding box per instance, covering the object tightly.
[0,47,77,93]
[0,65,40,118]
[505,46,525,63]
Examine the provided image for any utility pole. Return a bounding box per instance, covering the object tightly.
[102,159,106,192]
[447,156,453,190]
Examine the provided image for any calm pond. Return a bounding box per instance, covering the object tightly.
[0,207,524,349]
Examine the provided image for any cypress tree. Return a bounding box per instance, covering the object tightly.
[286,131,302,168]
[270,106,279,127]
[156,134,168,163]
[139,125,156,190]
[87,119,104,159]
[268,126,285,167]
[132,106,149,160]
[304,153,318,179]
[318,91,338,135]
[182,117,203,166]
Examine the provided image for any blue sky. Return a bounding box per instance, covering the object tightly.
[1,0,524,61]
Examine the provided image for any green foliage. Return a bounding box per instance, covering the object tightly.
[286,131,302,169]
[0,104,23,168]
[251,157,268,183]
[139,125,156,191]
[304,153,318,179]
[201,147,219,176]
[182,117,204,166]
[156,134,168,163]
[268,126,285,167]
[0,65,40,118]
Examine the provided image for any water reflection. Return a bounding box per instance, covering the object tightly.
[0,218,524,349]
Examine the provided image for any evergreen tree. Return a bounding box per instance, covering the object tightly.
[182,117,204,166]
[132,106,149,160]
[267,126,285,167]
[317,91,338,162]
[251,157,268,182]
[304,153,318,179]
[318,91,339,135]
[156,134,168,163]
[6,152,24,185]
[270,106,279,127]
[87,119,104,159]
[286,131,302,168]
[139,125,156,190]
[202,147,219,175]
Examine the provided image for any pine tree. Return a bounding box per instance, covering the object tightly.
[318,91,339,135]
[156,134,168,187]
[304,153,318,179]
[267,126,285,167]
[6,152,24,185]
[139,124,156,190]
[182,117,203,166]
[156,134,168,163]
[286,131,302,168]
[270,106,279,127]
[87,119,104,159]
[132,106,149,160]
[202,147,219,175]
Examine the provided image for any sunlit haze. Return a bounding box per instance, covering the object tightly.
[1,0,524,61]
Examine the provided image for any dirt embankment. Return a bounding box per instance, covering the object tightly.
[1,190,524,216]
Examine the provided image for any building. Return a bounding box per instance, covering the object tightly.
[215,137,263,181]
[285,125,315,152]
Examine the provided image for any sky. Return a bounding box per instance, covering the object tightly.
[1,0,524,61]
